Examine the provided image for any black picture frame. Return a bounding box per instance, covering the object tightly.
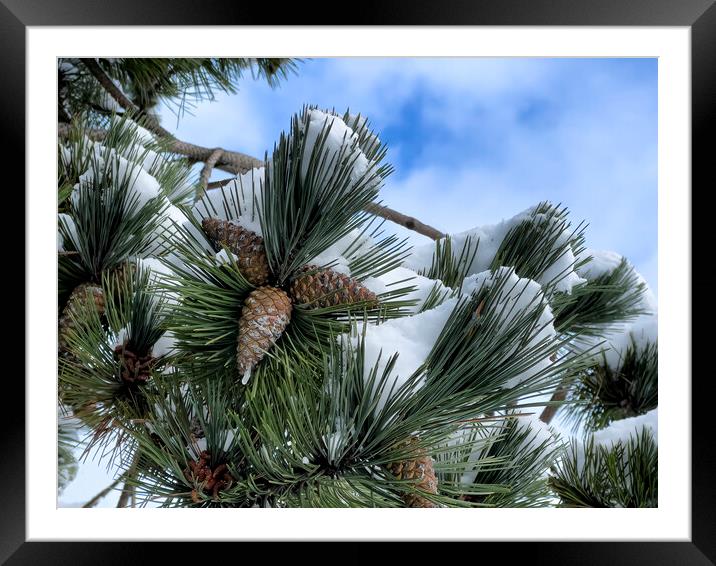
[6,1,712,563]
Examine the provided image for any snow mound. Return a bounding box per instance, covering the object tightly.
[353,298,459,413]
[73,153,161,210]
[363,266,452,314]
[592,408,658,447]
[405,205,586,295]
[300,109,374,189]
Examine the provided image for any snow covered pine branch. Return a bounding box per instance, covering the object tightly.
[61,58,444,241]
[57,58,657,509]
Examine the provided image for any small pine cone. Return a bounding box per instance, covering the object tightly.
[290,265,378,309]
[236,286,292,379]
[113,342,156,385]
[58,283,106,353]
[387,437,439,508]
[202,217,270,286]
[183,451,234,502]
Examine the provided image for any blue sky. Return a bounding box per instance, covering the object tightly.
[161,58,658,293]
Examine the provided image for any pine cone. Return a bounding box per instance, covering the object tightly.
[202,217,270,286]
[290,265,378,309]
[387,437,439,508]
[58,283,106,353]
[113,342,156,385]
[236,286,292,380]
[183,451,234,503]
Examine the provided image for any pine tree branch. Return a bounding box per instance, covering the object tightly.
[204,178,446,241]
[79,58,263,175]
[539,387,568,424]
[199,148,224,195]
[80,58,138,115]
[69,59,448,241]
[116,450,141,508]
[81,474,126,508]
[363,203,445,241]
[539,354,566,424]
[58,124,446,241]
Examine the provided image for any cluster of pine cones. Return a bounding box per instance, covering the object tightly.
[57,214,439,507]
[202,217,379,380]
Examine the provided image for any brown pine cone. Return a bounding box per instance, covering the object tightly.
[290,265,377,309]
[387,437,439,508]
[236,286,292,380]
[58,282,106,353]
[183,451,234,503]
[113,342,156,385]
[202,217,270,286]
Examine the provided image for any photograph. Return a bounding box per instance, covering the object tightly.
[56,56,659,510]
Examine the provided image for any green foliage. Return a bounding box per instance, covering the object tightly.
[59,58,299,123]
[58,141,169,285]
[490,202,587,292]
[549,429,657,507]
[131,327,575,508]
[562,340,658,433]
[59,263,171,458]
[260,107,392,283]
[131,377,246,507]
[552,258,648,336]
[418,235,478,291]
[440,415,565,507]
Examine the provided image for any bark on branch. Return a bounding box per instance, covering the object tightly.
[199,148,224,195]
[364,203,445,241]
[539,387,568,424]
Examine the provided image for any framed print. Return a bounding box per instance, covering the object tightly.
[7,0,713,563]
